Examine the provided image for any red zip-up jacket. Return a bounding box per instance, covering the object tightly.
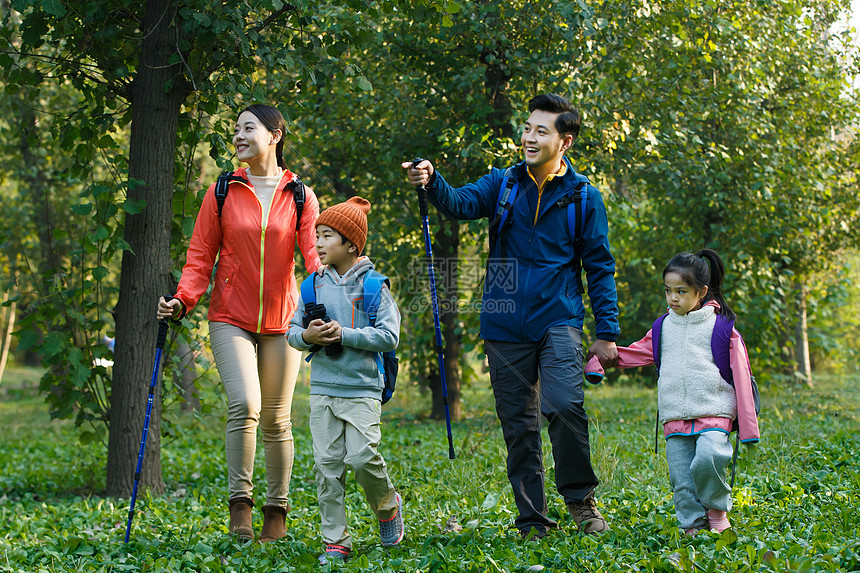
[175,167,321,334]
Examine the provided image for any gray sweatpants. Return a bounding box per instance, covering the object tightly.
[665,431,733,530]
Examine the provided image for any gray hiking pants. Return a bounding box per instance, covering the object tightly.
[666,431,733,530]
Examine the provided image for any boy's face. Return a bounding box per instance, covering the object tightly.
[316,225,357,268]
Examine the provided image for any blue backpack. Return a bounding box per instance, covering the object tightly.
[299,270,399,405]
[490,165,589,291]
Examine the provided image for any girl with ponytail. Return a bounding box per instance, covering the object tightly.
[585,249,759,535]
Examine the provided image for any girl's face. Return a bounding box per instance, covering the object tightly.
[664,271,708,315]
[233,111,279,165]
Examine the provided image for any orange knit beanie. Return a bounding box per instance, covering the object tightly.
[316,196,372,254]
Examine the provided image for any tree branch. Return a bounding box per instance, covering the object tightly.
[254,4,298,34]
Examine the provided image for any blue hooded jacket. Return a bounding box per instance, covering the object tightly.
[426,158,620,343]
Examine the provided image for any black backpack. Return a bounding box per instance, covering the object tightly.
[215,170,305,231]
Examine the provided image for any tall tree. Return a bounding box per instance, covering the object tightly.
[2,0,397,496]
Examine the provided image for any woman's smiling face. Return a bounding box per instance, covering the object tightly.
[233,110,278,165]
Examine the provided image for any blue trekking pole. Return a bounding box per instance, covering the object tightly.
[413,158,456,460]
[124,305,171,543]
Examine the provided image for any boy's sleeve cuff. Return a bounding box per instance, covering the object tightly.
[289,332,313,351]
[340,328,357,347]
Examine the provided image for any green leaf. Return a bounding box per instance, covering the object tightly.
[193,542,213,554]
[182,216,196,238]
[480,491,501,510]
[92,266,109,281]
[92,226,109,241]
[122,198,147,214]
[71,203,93,216]
[40,0,66,17]
[357,76,372,91]
[80,430,100,445]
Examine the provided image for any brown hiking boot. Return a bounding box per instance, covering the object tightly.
[259,504,287,543]
[567,491,608,534]
[228,497,254,541]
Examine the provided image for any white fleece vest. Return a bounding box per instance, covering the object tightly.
[657,305,737,424]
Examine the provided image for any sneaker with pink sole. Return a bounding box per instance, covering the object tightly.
[707,509,731,532]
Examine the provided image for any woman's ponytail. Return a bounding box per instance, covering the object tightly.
[695,248,735,321]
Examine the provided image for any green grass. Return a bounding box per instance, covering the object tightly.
[1,369,858,572]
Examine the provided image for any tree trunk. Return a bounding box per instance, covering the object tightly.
[794,283,813,387]
[19,105,61,278]
[107,0,189,497]
[0,285,17,384]
[174,338,201,412]
[429,218,461,421]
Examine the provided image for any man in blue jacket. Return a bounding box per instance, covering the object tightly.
[401,94,619,538]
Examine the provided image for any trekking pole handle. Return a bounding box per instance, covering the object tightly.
[412,158,430,218]
[156,296,172,350]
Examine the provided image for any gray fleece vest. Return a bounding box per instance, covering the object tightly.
[657,306,738,424]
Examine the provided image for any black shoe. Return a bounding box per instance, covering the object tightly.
[518,527,547,542]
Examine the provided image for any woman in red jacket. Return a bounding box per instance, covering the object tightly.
[157,104,320,542]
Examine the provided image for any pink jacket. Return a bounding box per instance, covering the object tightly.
[585,302,760,443]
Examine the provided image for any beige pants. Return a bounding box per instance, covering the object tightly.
[309,395,397,548]
[209,321,300,508]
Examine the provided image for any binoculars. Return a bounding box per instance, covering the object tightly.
[303,302,343,357]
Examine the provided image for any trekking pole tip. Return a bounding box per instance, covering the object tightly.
[448,447,456,460]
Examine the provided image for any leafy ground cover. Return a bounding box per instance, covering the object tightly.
[1,369,858,572]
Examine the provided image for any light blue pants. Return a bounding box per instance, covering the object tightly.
[665,431,733,530]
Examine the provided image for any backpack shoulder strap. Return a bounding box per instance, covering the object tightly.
[362,270,389,327]
[651,312,668,457]
[362,271,391,384]
[651,313,668,373]
[566,179,588,248]
[711,314,735,385]
[215,171,232,218]
[287,177,306,233]
[215,170,250,218]
[300,273,317,307]
[489,168,519,251]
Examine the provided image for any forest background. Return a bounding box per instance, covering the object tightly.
[0,0,858,525]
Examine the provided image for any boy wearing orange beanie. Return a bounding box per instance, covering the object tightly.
[287,197,403,564]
